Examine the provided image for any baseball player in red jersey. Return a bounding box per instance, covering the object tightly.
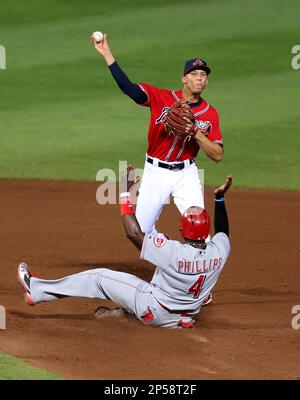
[92,34,224,234]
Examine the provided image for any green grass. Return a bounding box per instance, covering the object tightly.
[0,0,299,188]
[0,352,63,380]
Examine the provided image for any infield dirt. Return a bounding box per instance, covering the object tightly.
[0,179,299,379]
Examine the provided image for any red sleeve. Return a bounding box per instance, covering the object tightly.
[207,109,223,146]
[137,83,161,107]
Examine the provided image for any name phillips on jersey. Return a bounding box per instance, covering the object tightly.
[178,257,223,274]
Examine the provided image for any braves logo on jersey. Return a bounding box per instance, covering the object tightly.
[155,107,212,135]
[155,107,170,124]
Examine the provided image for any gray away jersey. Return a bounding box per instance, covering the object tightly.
[140,232,230,313]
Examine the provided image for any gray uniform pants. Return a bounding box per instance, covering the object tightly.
[30,268,194,329]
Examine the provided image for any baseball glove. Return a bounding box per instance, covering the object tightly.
[164,100,197,140]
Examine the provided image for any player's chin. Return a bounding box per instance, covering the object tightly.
[192,90,203,97]
[193,87,204,94]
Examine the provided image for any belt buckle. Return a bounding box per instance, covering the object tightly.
[169,163,183,170]
[168,164,177,170]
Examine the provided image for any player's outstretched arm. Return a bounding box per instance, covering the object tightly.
[120,166,145,251]
[215,175,232,198]
[91,34,147,104]
[214,176,232,236]
[122,214,144,251]
[91,33,115,65]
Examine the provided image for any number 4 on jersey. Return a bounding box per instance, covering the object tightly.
[188,274,206,298]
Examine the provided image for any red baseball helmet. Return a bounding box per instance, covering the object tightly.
[179,207,210,240]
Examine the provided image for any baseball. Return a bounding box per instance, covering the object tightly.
[92,31,104,43]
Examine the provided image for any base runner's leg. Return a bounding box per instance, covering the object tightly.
[30,268,151,315]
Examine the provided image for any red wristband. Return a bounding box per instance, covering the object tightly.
[120,192,135,216]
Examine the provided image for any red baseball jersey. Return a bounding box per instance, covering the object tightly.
[138,83,223,162]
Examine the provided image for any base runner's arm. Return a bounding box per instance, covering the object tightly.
[119,166,144,250]
[214,176,232,236]
[91,33,147,104]
[122,212,145,251]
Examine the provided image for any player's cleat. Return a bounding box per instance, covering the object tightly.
[18,262,35,306]
[178,320,194,328]
[202,292,213,306]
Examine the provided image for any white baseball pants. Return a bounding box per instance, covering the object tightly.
[136,158,204,233]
